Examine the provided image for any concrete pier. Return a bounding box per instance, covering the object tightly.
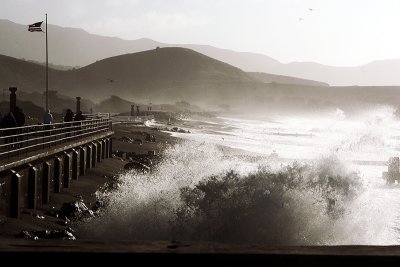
[0,135,113,218]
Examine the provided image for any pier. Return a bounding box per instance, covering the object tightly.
[0,88,113,218]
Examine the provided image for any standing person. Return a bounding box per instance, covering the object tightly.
[0,111,17,148]
[42,109,53,137]
[74,111,86,136]
[13,106,26,149]
[64,109,74,139]
[74,111,85,121]
[64,109,74,122]
[14,106,26,127]
[43,109,53,124]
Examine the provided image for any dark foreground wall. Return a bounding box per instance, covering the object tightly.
[0,135,113,218]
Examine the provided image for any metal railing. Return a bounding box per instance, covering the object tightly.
[0,118,112,160]
[82,112,111,120]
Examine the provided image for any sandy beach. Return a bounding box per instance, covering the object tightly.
[0,122,180,240]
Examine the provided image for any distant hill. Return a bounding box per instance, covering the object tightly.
[3,48,400,116]
[0,48,260,105]
[4,19,400,86]
[247,72,329,87]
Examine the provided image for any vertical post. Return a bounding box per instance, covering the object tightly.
[86,144,93,169]
[107,138,113,158]
[101,139,106,160]
[45,13,48,111]
[72,149,79,180]
[63,152,71,188]
[28,165,38,209]
[79,146,87,175]
[10,170,21,219]
[42,162,51,204]
[76,97,81,114]
[97,141,102,163]
[9,87,17,112]
[54,157,62,193]
[92,142,97,167]
[105,138,109,159]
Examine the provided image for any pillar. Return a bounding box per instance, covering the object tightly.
[96,141,102,163]
[86,144,93,169]
[63,152,71,188]
[9,87,17,112]
[42,162,51,204]
[72,149,79,180]
[109,138,113,158]
[54,157,62,193]
[10,170,21,219]
[92,142,97,167]
[76,97,81,114]
[101,139,106,160]
[79,146,87,175]
[28,165,38,210]
[105,139,110,159]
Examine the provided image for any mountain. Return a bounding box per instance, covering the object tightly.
[247,72,329,87]
[0,48,261,106]
[5,19,400,86]
[2,48,400,117]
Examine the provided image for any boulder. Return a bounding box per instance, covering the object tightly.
[124,161,150,172]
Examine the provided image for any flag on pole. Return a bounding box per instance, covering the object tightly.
[28,21,43,32]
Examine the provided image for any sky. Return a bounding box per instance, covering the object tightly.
[2,0,400,67]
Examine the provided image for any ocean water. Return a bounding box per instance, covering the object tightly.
[79,106,400,245]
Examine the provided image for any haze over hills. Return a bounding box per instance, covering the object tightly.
[2,48,400,116]
[247,72,329,87]
[2,19,400,86]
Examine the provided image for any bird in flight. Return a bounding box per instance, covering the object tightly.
[299,18,303,21]
[309,8,313,11]
[107,79,114,83]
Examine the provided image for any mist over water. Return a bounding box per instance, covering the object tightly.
[79,106,400,245]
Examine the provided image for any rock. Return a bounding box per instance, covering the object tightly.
[16,230,32,239]
[32,228,77,240]
[124,161,151,172]
[59,200,90,221]
[133,139,143,145]
[92,200,105,212]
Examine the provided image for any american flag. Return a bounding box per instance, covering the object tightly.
[28,21,43,32]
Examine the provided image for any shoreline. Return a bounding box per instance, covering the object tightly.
[0,118,277,241]
[0,122,181,241]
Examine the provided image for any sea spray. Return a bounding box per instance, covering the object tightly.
[78,141,363,245]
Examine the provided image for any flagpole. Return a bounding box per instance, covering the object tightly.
[45,13,48,111]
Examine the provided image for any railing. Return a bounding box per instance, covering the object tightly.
[82,112,111,120]
[0,118,112,160]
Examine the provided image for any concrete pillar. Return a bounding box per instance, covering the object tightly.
[10,170,21,219]
[9,87,17,112]
[76,97,81,113]
[105,139,109,159]
[79,146,87,175]
[28,165,38,210]
[54,157,62,193]
[109,138,113,158]
[72,149,79,180]
[101,139,106,160]
[92,142,97,167]
[97,141,102,163]
[42,162,51,204]
[63,152,71,188]
[86,144,93,169]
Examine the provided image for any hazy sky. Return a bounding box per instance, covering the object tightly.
[2,0,400,66]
